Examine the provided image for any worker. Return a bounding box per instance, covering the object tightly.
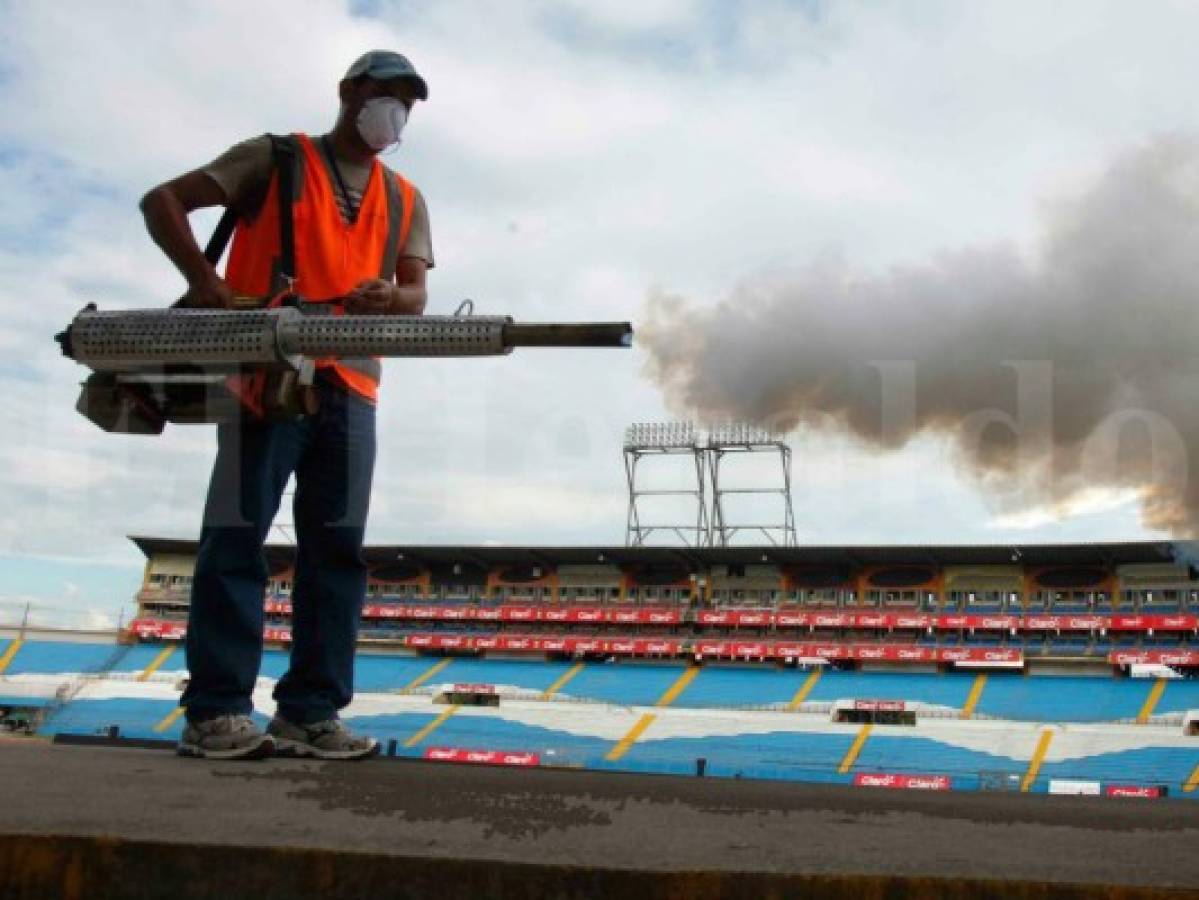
[140,50,433,759]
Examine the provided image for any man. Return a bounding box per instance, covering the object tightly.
[140,50,433,759]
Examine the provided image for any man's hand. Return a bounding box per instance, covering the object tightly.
[344,278,397,315]
[175,270,235,309]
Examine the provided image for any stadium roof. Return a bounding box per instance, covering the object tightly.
[129,536,1186,569]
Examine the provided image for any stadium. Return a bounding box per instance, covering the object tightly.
[5,534,1199,788]
[4,530,1199,896]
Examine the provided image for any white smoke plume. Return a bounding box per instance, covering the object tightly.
[641,136,1199,535]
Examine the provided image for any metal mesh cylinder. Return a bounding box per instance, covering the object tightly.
[279,314,512,358]
[65,308,287,370]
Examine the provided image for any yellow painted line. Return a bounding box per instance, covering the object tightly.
[606,712,657,762]
[838,723,873,774]
[787,668,822,710]
[137,646,176,682]
[1136,678,1167,724]
[1184,763,1199,794]
[0,639,23,676]
[152,706,187,733]
[540,662,585,700]
[401,658,452,694]
[961,674,988,719]
[1021,729,1055,792]
[655,666,700,708]
[403,705,460,748]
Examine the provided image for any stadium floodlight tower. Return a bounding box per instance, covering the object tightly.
[623,421,708,546]
[706,423,797,547]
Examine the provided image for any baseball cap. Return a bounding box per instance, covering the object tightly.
[344,50,428,101]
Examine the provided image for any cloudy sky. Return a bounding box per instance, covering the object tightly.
[3,0,1199,627]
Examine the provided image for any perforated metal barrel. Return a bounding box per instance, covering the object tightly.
[279,314,512,358]
[64,308,289,370]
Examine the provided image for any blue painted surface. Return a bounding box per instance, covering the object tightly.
[431,658,575,693]
[6,641,120,676]
[394,711,614,763]
[106,645,184,675]
[855,735,1024,783]
[0,695,52,708]
[806,672,975,709]
[353,654,442,691]
[979,676,1156,722]
[1036,747,1199,788]
[259,649,292,680]
[680,667,814,708]
[1158,680,1199,716]
[562,662,688,706]
[613,729,858,783]
[340,711,443,745]
[42,697,188,739]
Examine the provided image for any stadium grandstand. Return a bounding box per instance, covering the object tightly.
[2,536,1197,801]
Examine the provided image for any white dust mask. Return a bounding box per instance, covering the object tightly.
[356,98,408,152]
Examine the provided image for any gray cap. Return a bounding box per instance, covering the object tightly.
[344,50,428,101]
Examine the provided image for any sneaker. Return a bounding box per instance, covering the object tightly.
[267,716,379,760]
[177,714,275,760]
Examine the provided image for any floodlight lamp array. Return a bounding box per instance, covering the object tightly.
[707,422,782,446]
[623,421,697,449]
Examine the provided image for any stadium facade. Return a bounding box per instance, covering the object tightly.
[128,537,1199,671]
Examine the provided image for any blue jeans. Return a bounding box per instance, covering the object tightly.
[182,378,376,725]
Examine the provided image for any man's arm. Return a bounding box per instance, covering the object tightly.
[140,171,234,309]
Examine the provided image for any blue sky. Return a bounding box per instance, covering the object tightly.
[3,0,1199,626]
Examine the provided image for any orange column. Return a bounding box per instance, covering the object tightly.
[1020,570,1035,613]
[854,571,869,608]
[1107,574,1121,611]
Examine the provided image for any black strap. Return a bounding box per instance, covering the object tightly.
[271,135,297,283]
[202,207,239,266]
[202,134,297,283]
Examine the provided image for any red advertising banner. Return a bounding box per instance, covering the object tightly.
[352,604,1199,632]
[130,619,162,638]
[1104,785,1164,798]
[1108,649,1199,666]
[130,617,1031,666]
[853,699,907,712]
[1109,615,1198,631]
[424,747,540,767]
[501,606,539,621]
[695,641,1022,665]
[853,773,952,790]
[1023,615,1106,630]
[450,683,496,694]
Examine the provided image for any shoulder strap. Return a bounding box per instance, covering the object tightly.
[202,206,239,267]
[202,134,298,281]
[270,134,297,283]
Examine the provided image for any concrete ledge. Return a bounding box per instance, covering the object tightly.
[5,743,1199,892]
[4,833,1197,900]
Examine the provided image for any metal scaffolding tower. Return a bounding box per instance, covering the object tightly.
[623,422,709,546]
[623,422,797,547]
[706,424,797,547]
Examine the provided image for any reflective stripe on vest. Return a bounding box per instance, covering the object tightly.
[223,133,415,402]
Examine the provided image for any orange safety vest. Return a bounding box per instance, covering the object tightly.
[223,133,416,402]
